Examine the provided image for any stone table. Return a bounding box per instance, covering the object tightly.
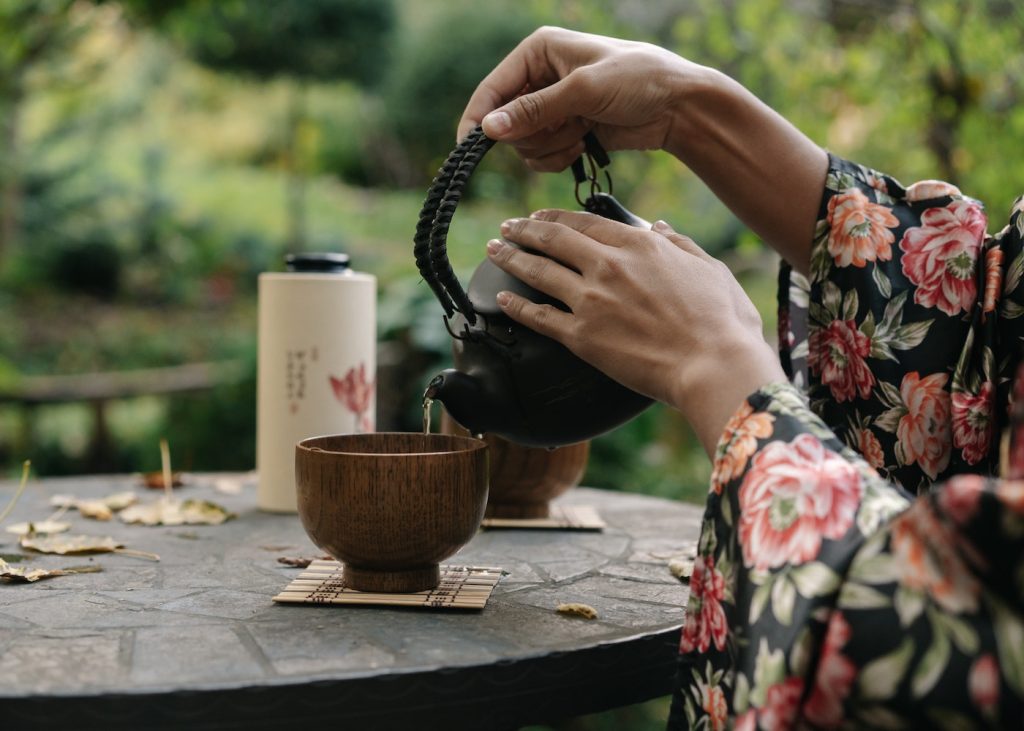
[0,473,701,730]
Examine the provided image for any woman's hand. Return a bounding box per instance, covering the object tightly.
[487,210,786,454]
[458,26,703,172]
[460,26,828,274]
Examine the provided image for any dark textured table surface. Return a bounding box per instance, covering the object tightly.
[0,473,700,730]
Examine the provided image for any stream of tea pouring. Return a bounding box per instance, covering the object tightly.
[422,391,433,435]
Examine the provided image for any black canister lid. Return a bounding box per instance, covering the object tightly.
[284,253,351,273]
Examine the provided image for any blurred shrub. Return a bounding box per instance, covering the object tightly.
[161,351,257,472]
[382,3,538,183]
[50,238,122,299]
[305,83,380,187]
[376,274,453,431]
[158,0,396,85]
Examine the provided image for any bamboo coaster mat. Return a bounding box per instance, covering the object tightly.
[273,560,505,610]
[481,505,605,531]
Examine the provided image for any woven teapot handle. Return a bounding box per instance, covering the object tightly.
[414,127,614,325]
[413,126,494,324]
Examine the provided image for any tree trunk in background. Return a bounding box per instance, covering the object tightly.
[284,82,308,254]
[0,88,22,265]
[917,4,971,187]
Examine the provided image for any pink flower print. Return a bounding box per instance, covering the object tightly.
[329,363,375,432]
[760,677,803,731]
[896,372,951,480]
[826,188,899,267]
[905,179,962,203]
[952,381,995,466]
[808,319,875,403]
[804,612,856,728]
[738,434,862,571]
[983,247,1003,318]
[701,683,728,731]
[679,555,729,654]
[855,428,885,470]
[891,499,980,614]
[899,200,987,316]
[969,654,999,716]
[938,474,984,526]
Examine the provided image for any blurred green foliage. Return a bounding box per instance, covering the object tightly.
[2,2,1023,727]
[156,0,396,86]
[381,2,538,181]
[2,0,1022,484]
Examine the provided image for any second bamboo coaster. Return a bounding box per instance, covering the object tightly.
[481,505,605,531]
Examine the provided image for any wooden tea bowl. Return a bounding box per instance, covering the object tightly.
[442,413,589,519]
[295,433,488,593]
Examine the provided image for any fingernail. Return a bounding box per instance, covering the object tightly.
[500,218,519,235]
[652,220,673,233]
[496,291,512,307]
[486,239,504,256]
[483,111,511,135]
[529,209,551,220]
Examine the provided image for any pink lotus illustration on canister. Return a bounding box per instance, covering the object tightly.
[329,363,375,433]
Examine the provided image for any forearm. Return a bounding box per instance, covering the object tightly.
[665,67,828,275]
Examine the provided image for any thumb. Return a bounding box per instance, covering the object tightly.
[482,77,577,140]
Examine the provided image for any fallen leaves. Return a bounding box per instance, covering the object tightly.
[277,555,332,568]
[21,534,122,555]
[556,602,599,620]
[119,498,234,526]
[20,533,160,561]
[140,471,186,489]
[668,558,694,582]
[6,520,72,536]
[0,557,102,583]
[49,492,138,521]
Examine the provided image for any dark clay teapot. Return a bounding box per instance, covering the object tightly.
[416,127,653,448]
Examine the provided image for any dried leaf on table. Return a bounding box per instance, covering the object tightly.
[0,557,69,582]
[49,492,138,521]
[211,476,247,495]
[140,471,186,489]
[555,602,599,620]
[101,492,138,511]
[277,555,332,568]
[669,558,694,582]
[21,534,122,555]
[119,498,234,527]
[6,520,72,536]
[0,557,102,583]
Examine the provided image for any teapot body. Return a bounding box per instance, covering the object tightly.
[431,248,652,447]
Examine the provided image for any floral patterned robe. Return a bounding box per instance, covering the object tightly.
[668,155,1024,730]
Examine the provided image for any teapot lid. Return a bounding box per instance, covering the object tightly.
[285,253,351,273]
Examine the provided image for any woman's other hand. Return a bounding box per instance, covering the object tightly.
[458,26,703,172]
[487,210,786,454]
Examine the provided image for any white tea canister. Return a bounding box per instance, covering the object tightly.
[257,253,376,512]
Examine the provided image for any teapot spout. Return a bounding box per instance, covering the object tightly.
[426,369,496,436]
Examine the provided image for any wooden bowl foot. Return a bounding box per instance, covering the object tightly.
[343,564,441,593]
[485,501,550,519]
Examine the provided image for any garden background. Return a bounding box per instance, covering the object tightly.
[2,1,1023,728]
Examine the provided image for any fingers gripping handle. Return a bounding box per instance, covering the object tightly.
[414,128,639,324]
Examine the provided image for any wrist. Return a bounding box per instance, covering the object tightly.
[670,337,786,456]
[662,66,743,161]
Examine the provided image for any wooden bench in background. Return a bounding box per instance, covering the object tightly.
[0,361,247,471]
